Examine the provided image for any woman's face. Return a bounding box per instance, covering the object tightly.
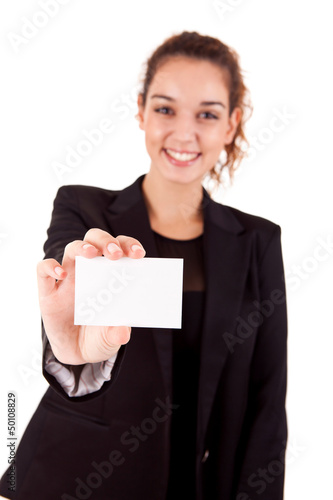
[137,56,241,187]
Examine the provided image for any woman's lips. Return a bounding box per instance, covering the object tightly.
[163,148,201,166]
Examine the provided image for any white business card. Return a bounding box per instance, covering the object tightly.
[74,256,183,328]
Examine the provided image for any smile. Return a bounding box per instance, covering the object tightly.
[163,148,201,165]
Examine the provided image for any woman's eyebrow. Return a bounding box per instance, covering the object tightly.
[150,94,226,108]
[150,94,175,102]
[201,100,226,108]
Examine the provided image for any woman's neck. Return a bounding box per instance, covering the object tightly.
[141,170,204,239]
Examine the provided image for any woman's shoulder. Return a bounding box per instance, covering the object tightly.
[211,201,283,263]
[54,175,144,212]
[208,195,281,236]
[56,183,119,199]
[54,183,122,212]
[226,204,280,232]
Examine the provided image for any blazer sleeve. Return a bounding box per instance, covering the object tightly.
[41,185,126,402]
[234,225,288,500]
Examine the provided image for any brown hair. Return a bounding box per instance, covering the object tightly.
[138,31,252,188]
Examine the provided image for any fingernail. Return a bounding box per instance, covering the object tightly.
[131,244,144,253]
[107,243,122,254]
[55,266,64,276]
[83,243,94,250]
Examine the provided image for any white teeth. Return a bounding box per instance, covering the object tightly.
[165,149,199,162]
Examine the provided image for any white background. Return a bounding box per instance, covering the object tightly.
[0,0,332,498]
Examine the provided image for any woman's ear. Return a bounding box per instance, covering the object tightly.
[224,106,242,145]
[136,94,145,130]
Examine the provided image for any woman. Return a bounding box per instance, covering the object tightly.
[0,31,288,499]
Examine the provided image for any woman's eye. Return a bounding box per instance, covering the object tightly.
[199,111,218,120]
[154,108,218,119]
[155,107,173,115]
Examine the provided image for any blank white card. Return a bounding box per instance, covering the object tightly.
[74,256,184,328]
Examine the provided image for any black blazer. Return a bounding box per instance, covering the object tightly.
[0,175,288,500]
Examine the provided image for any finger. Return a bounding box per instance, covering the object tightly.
[115,235,146,259]
[83,229,146,259]
[90,326,132,362]
[61,240,101,272]
[83,228,125,260]
[37,258,67,298]
[104,326,132,348]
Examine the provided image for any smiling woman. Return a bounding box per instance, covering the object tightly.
[138,58,239,183]
[0,31,288,500]
[138,32,252,187]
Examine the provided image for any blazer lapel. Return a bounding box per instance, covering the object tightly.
[105,175,173,396]
[197,190,251,450]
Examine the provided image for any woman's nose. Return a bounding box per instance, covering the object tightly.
[172,114,197,141]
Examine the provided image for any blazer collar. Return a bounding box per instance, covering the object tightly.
[108,173,244,236]
[106,174,251,447]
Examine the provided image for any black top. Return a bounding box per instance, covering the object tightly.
[152,230,206,499]
[153,230,205,292]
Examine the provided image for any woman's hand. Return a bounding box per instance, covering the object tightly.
[37,228,146,365]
